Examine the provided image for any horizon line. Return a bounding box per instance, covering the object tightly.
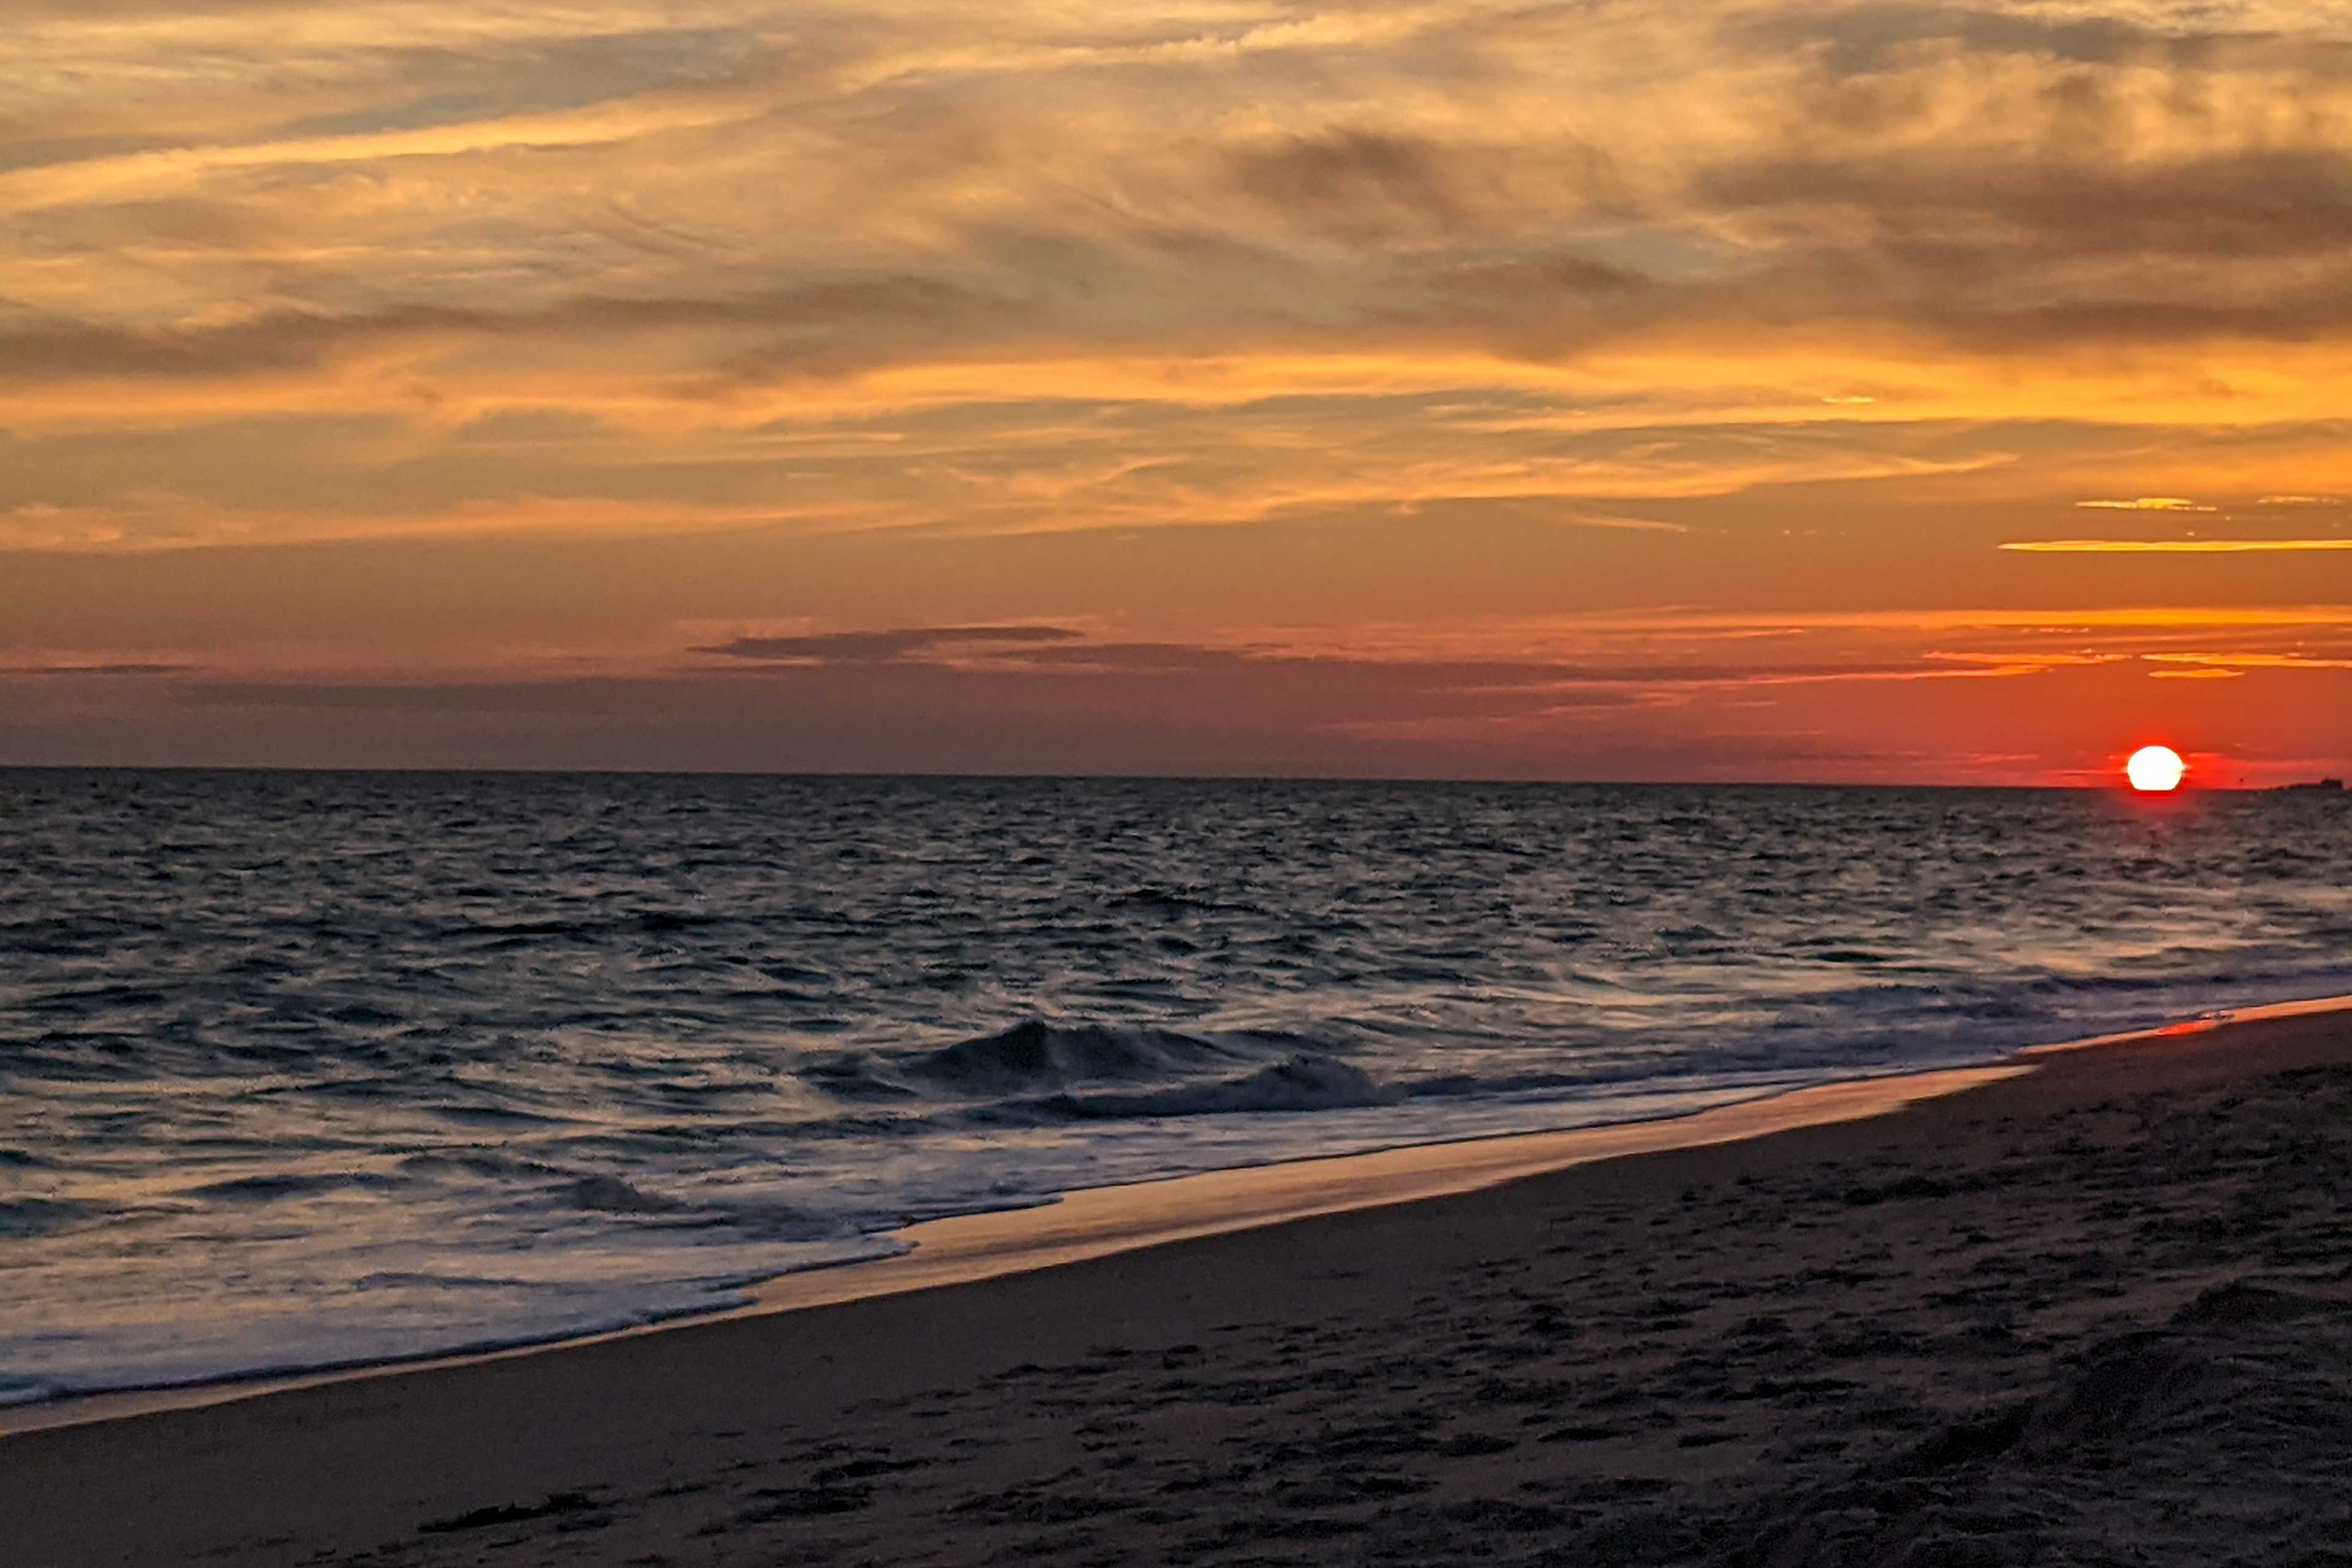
[0,761,2328,792]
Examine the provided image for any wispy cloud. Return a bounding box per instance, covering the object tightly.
[1553,511,1689,534]
[0,95,761,217]
[697,625,1086,665]
[1924,651,2130,669]
[2143,652,2352,671]
[0,661,193,677]
[2073,498,2215,512]
[2001,539,2352,554]
[690,622,2158,690]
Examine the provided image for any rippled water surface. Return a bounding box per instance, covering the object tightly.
[4,769,2348,1404]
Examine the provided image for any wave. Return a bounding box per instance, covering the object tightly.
[556,1174,681,1215]
[0,1197,101,1240]
[177,1171,402,1204]
[397,1150,574,1181]
[437,909,726,949]
[1038,1055,1403,1119]
[800,1021,1399,1123]
[899,1020,1265,1095]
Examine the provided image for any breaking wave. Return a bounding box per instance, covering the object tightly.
[1037,1055,1402,1119]
[905,1020,1265,1093]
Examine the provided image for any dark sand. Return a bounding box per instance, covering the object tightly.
[7,1008,2351,1567]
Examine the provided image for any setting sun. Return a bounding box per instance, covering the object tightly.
[2126,745,2188,793]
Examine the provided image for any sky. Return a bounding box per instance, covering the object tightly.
[3,0,2350,782]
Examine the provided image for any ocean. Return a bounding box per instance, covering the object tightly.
[3,769,2348,1408]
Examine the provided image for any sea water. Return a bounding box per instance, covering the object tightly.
[3,770,2348,1406]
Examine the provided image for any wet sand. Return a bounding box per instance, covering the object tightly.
[7,1006,2351,1566]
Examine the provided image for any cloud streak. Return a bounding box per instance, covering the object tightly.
[2143,652,2352,671]
[698,625,1085,664]
[2001,539,2352,553]
[0,661,194,677]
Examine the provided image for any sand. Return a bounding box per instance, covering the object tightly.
[6,1007,2351,1567]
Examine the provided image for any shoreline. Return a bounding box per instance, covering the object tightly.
[9,990,2345,1442]
[7,997,2350,1566]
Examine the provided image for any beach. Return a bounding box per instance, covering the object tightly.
[7,1003,2350,1566]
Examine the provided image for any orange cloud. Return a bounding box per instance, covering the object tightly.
[2143,652,2352,671]
[2002,540,2352,554]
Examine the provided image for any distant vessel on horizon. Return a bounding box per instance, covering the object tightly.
[2269,777,2346,793]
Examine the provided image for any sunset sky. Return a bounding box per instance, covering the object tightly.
[4,0,2350,781]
